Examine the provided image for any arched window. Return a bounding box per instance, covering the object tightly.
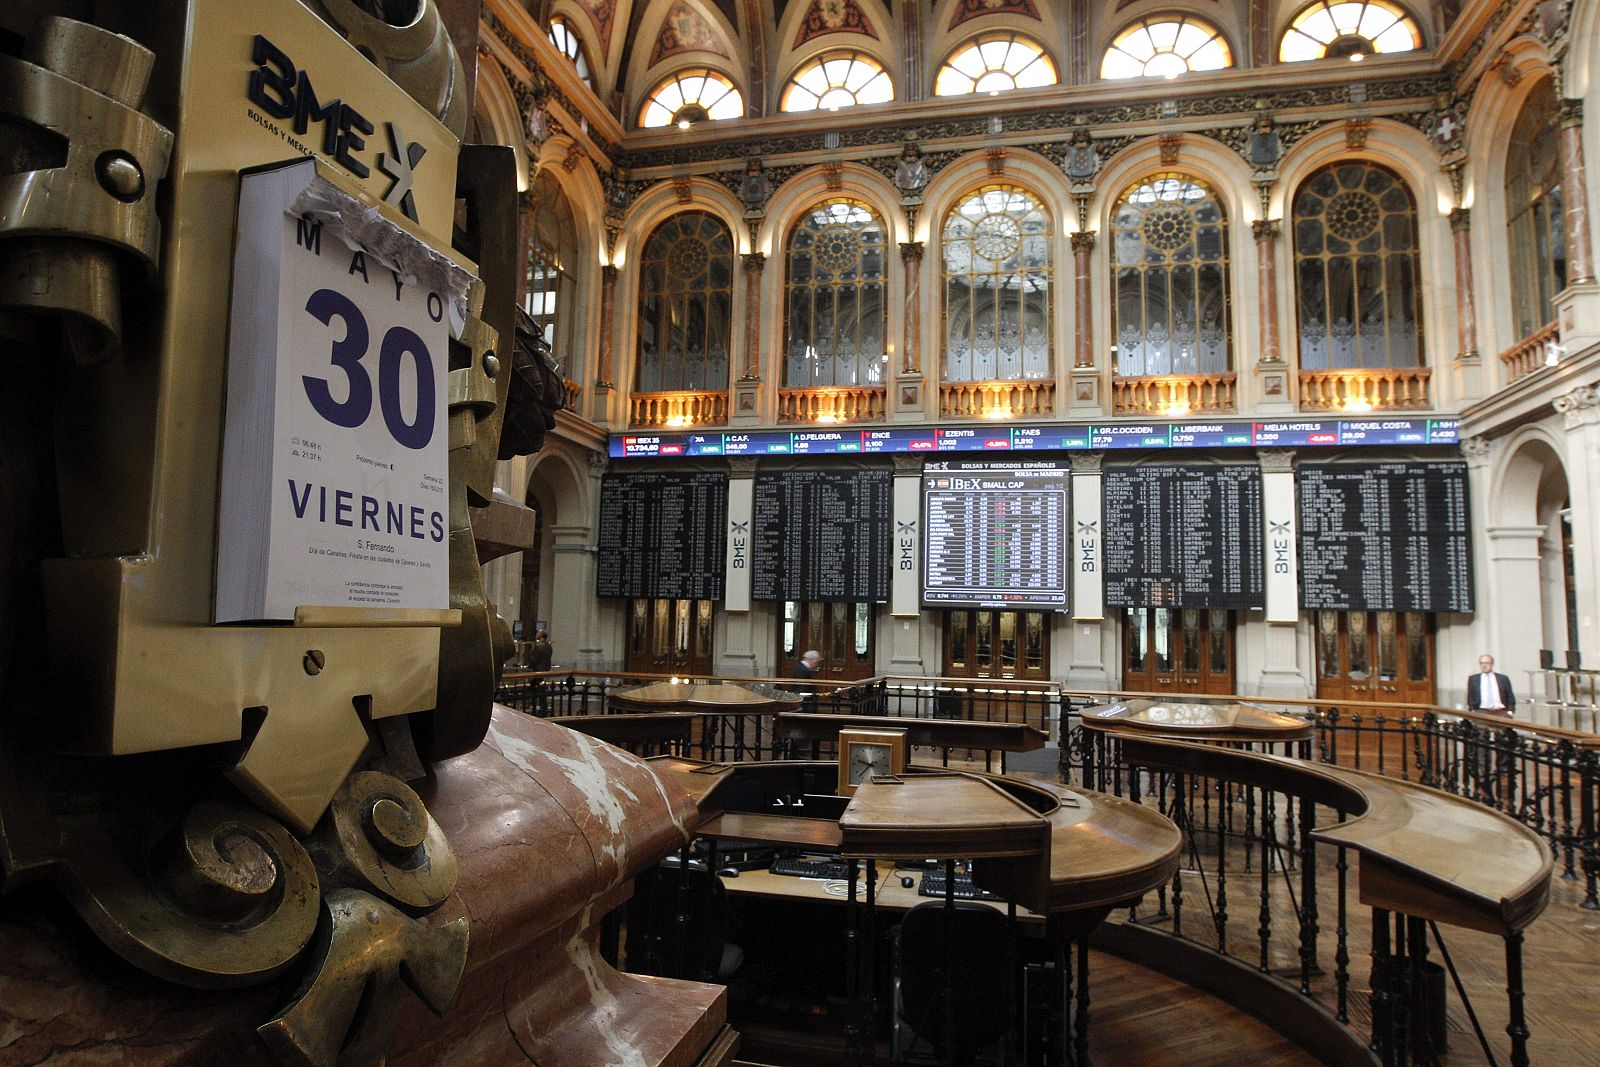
[638,69,744,128]
[1110,174,1232,377]
[784,199,888,388]
[934,33,1058,96]
[635,212,734,392]
[1505,81,1566,338]
[1101,16,1232,80]
[1279,0,1421,62]
[1292,161,1422,369]
[548,17,594,87]
[941,184,1052,382]
[780,51,894,112]
[523,171,579,363]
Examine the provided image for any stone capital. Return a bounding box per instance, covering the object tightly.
[1554,384,1600,427]
[1071,452,1104,473]
[741,251,766,272]
[899,240,925,261]
[1256,448,1296,473]
[1449,207,1471,232]
[1559,98,1584,129]
[726,457,759,477]
[891,453,924,475]
[1070,230,1097,254]
[1251,218,1281,242]
[1459,435,1491,459]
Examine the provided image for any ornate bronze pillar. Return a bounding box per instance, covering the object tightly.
[1252,219,1282,365]
[741,252,765,380]
[1449,208,1478,359]
[1560,100,1596,284]
[1071,230,1096,368]
[595,263,617,389]
[900,241,924,375]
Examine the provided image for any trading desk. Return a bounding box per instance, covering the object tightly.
[648,758,1183,1065]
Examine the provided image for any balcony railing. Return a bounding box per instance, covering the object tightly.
[1299,367,1431,411]
[938,379,1055,418]
[629,389,729,428]
[1500,321,1559,386]
[777,386,887,424]
[1112,373,1237,415]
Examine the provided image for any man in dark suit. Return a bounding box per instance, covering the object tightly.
[1466,654,1515,716]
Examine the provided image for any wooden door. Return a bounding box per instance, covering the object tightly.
[1314,611,1434,706]
[1122,608,1236,696]
[941,610,1051,681]
[776,601,877,680]
[626,598,715,676]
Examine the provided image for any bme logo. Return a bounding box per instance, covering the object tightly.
[247,35,428,221]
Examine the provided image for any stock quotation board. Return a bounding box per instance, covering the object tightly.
[596,471,727,599]
[921,461,1069,608]
[1104,465,1265,608]
[611,418,1461,458]
[752,468,893,602]
[1297,462,1475,612]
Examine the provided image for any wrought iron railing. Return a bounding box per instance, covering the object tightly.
[494,674,1600,912]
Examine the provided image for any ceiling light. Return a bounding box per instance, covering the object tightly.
[984,408,1011,420]
[1350,52,1364,62]
[1163,402,1190,418]
[666,415,689,428]
[1343,397,1373,414]
[817,414,840,424]
[677,118,691,130]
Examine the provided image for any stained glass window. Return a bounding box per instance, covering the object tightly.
[638,69,744,128]
[780,51,894,112]
[635,212,734,391]
[784,199,888,388]
[941,184,1053,382]
[934,33,1058,96]
[1102,16,1232,80]
[1111,173,1232,376]
[1279,0,1421,62]
[1505,81,1566,338]
[1292,162,1423,369]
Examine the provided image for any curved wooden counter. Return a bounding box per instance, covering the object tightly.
[647,758,1182,917]
[1116,735,1552,937]
[1083,699,1314,744]
[609,680,804,713]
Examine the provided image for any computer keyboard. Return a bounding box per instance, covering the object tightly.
[770,856,852,880]
[918,870,1006,902]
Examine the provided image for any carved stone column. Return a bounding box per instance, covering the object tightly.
[740,252,765,380]
[1252,220,1282,365]
[1450,208,1479,359]
[899,241,924,375]
[1071,230,1096,369]
[1559,101,1596,284]
[896,241,926,420]
[595,264,617,392]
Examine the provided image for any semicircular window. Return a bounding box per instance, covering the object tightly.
[1102,16,1233,80]
[780,51,894,112]
[1279,0,1421,62]
[638,69,744,128]
[934,33,1058,96]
